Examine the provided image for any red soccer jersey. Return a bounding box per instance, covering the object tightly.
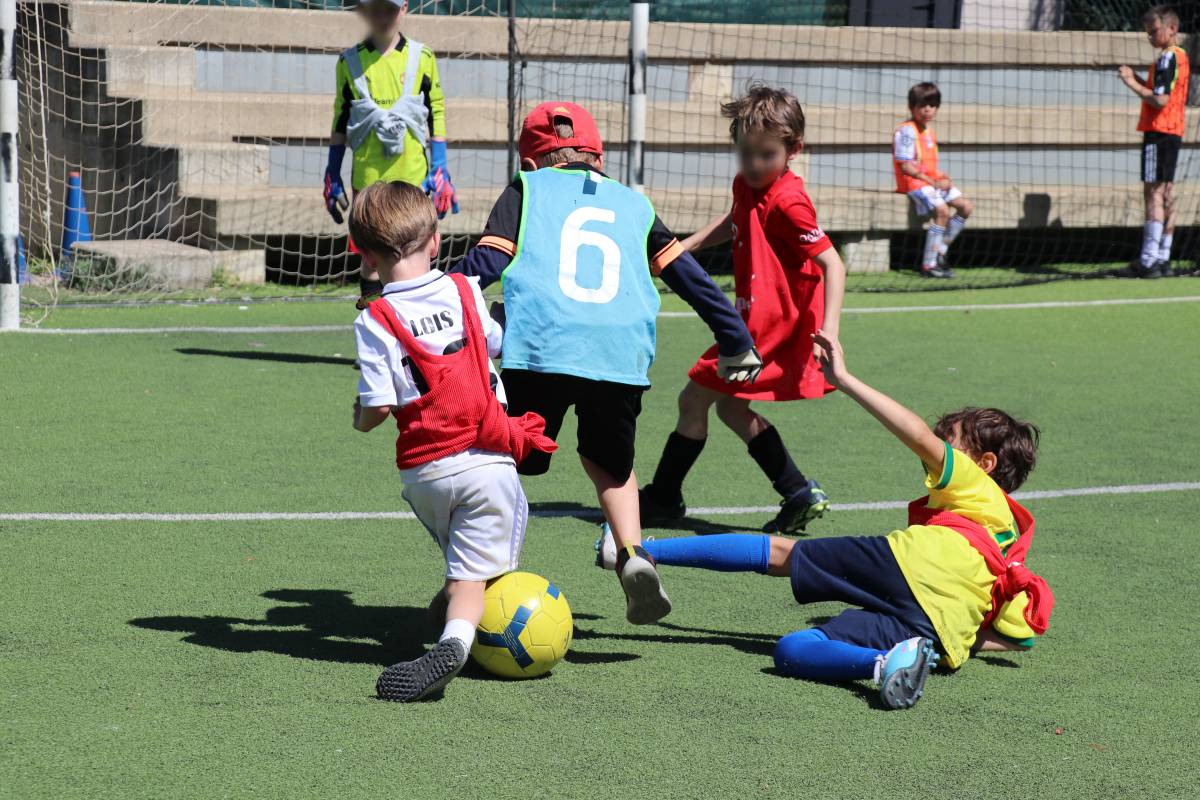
[689,171,835,401]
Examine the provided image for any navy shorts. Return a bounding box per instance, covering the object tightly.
[789,535,939,652]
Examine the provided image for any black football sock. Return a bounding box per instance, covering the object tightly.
[648,431,706,503]
[747,426,809,500]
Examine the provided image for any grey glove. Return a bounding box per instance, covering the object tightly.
[717,347,763,384]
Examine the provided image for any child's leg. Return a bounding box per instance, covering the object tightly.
[583,456,643,549]
[943,193,973,248]
[440,578,484,650]
[640,533,795,576]
[715,397,809,499]
[1160,180,1176,262]
[923,202,951,269]
[643,381,722,507]
[1142,182,1166,269]
[774,628,883,681]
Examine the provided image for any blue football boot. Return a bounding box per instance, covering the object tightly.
[874,637,940,709]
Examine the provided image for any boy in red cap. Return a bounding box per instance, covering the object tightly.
[454,101,760,625]
[641,86,847,535]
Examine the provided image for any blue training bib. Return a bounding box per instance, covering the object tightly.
[501,167,661,386]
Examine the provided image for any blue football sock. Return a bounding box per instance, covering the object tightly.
[642,534,771,574]
[774,628,884,681]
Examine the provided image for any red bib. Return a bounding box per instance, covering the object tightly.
[908,494,1054,636]
[367,274,556,471]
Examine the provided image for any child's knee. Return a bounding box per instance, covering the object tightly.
[766,535,796,576]
[932,204,952,225]
[957,197,974,218]
[677,381,714,418]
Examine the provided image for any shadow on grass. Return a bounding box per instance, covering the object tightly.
[574,621,777,658]
[176,347,356,366]
[758,666,892,711]
[130,588,637,675]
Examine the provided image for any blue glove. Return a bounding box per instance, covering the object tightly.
[422,139,459,218]
[323,144,349,225]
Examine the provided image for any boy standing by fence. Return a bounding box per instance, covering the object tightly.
[1119,4,1190,278]
[326,0,459,307]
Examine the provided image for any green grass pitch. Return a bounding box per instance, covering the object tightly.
[3,279,1200,799]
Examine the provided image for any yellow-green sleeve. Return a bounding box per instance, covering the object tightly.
[991,592,1037,646]
[425,49,446,139]
[332,56,352,135]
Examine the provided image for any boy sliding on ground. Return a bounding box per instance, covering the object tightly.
[599,331,1054,708]
[455,102,760,625]
[350,182,554,702]
[893,82,974,279]
[326,0,459,307]
[640,86,846,535]
[1119,4,1190,278]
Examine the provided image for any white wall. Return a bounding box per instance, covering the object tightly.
[959,0,1063,31]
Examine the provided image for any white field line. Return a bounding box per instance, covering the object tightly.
[12,294,1200,334]
[2,481,1196,523]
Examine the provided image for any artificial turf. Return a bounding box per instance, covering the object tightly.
[2,278,1199,799]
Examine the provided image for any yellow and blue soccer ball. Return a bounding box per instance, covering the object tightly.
[471,571,573,679]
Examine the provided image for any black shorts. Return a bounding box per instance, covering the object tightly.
[501,369,644,482]
[1142,132,1182,184]
[789,535,939,651]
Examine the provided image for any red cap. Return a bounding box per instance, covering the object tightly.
[518,102,604,163]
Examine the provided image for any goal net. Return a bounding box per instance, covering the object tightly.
[13,0,1197,318]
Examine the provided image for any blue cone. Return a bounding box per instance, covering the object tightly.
[60,170,92,273]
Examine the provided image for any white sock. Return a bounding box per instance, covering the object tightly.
[944,215,966,247]
[1141,220,1164,267]
[1159,232,1174,263]
[923,224,945,268]
[440,618,476,652]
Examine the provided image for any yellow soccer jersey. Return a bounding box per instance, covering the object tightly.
[332,37,446,190]
[887,442,1037,668]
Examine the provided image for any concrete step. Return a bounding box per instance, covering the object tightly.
[71,240,265,290]
[123,87,1191,148]
[67,0,1173,65]
[183,182,1197,241]
[104,45,195,95]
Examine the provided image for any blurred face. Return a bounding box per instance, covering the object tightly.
[735,129,798,190]
[911,102,939,126]
[1145,17,1177,48]
[357,0,405,40]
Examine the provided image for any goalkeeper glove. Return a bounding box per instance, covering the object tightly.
[717,347,763,384]
[422,139,459,218]
[323,144,349,225]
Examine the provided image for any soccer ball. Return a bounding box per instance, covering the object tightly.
[471,571,573,679]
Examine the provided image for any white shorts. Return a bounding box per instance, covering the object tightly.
[907,185,963,216]
[402,460,529,582]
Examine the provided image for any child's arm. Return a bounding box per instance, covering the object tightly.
[353,398,390,433]
[1118,64,1169,108]
[324,58,352,224]
[421,52,458,217]
[450,181,522,287]
[811,329,945,472]
[972,628,1033,653]
[811,248,845,362]
[681,212,733,252]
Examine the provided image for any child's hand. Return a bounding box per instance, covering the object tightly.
[933,178,953,191]
[811,329,850,388]
[1117,65,1134,82]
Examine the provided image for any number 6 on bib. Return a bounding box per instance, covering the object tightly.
[559,207,621,304]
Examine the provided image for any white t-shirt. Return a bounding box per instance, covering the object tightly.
[893,125,917,162]
[355,270,512,483]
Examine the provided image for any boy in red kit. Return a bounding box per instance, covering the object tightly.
[641,86,846,534]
